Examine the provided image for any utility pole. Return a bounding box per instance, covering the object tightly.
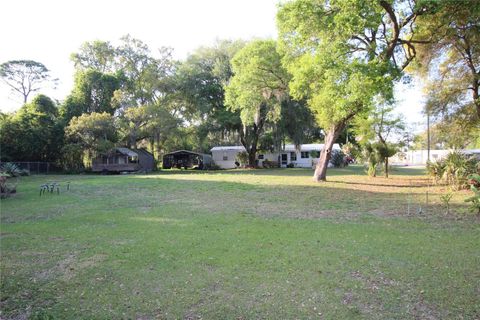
[427,108,430,162]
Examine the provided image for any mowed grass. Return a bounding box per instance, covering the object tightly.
[1,166,479,319]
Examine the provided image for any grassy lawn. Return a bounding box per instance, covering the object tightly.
[1,166,479,319]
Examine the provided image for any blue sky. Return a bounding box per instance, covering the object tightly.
[0,0,425,130]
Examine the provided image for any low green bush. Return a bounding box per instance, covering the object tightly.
[235,151,249,167]
[0,162,22,177]
[427,151,478,190]
[262,159,278,168]
[465,173,480,215]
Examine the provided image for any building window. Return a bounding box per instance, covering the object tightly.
[301,152,309,159]
[310,151,320,158]
[223,151,228,161]
[258,154,264,160]
[290,152,297,161]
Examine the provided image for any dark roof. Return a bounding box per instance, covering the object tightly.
[164,150,211,158]
[134,148,154,157]
[116,147,137,156]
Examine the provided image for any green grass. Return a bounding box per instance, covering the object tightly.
[1,166,479,319]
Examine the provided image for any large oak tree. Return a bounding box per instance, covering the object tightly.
[225,39,289,167]
[277,0,434,181]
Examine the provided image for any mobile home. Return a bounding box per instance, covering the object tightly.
[210,144,341,169]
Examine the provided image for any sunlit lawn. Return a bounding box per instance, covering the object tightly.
[1,166,479,319]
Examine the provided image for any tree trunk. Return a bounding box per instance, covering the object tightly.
[239,120,264,169]
[248,148,257,167]
[313,123,345,182]
[385,156,389,178]
[155,132,162,163]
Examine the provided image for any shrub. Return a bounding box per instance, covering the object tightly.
[235,151,249,167]
[286,163,295,168]
[19,169,30,176]
[439,191,453,215]
[59,143,85,173]
[330,150,346,168]
[428,151,478,190]
[426,160,445,184]
[361,143,379,177]
[465,174,480,215]
[0,168,19,198]
[262,159,278,168]
[342,142,361,160]
[0,162,22,177]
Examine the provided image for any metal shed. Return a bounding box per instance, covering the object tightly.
[162,150,212,170]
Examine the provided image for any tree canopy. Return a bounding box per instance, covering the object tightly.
[225,39,290,166]
[277,0,435,181]
[1,4,479,174]
[411,1,480,150]
[61,69,121,122]
[0,60,55,103]
[0,94,63,162]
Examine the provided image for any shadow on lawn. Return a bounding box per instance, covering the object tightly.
[1,168,471,224]
[94,176,444,219]
[327,179,430,188]
[156,166,363,177]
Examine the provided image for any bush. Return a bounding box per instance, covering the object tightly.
[235,151,249,168]
[19,169,30,176]
[330,150,346,168]
[427,151,478,190]
[465,174,480,215]
[0,162,22,177]
[426,160,445,184]
[262,159,278,168]
[0,170,19,198]
[286,163,295,168]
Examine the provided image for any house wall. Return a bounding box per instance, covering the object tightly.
[257,151,318,168]
[212,149,243,169]
[135,149,154,172]
[391,150,452,165]
[212,144,342,169]
[257,151,314,168]
[291,152,314,168]
[257,152,279,167]
[259,151,318,168]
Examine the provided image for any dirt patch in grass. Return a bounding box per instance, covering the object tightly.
[410,297,441,320]
[349,270,443,319]
[36,253,107,282]
[350,270,397,292]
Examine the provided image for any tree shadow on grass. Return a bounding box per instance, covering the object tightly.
[1,171,474,224]
[1,172,478,320]
[327,179,430,188]
[156,166,363,177]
